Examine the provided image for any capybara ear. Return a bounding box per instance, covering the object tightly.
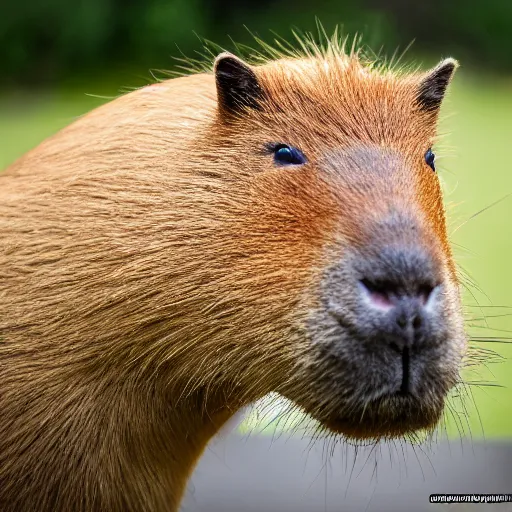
[214,52,265,117]
[416,58,459,112]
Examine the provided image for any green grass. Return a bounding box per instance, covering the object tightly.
[439,75,512,439]
[1,72,511,439]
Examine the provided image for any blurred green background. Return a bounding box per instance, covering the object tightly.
[1,0,511,440]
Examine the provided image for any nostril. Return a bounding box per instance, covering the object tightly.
[412,314,422,330]
[360,278,437,308]
[418,284,435,306]
[359,279,394,311]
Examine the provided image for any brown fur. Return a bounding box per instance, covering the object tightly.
[0,43,464,511]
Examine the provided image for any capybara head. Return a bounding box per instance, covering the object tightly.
[195,47,466,441]
[0,35,471,512]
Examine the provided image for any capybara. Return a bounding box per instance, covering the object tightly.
[0,37,466,511]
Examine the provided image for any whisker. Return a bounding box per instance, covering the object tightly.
[452,193,512,234]
[468,313,512,321]
[470,336,512,343]
[467,325,512,334]
[465,305,512,308]
[463,382,506,388]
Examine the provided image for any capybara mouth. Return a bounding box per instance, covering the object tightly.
[315,392,446,440]
[288,327,461,441]
[281,365,453,441]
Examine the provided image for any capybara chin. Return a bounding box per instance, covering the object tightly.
[0,37,467,511]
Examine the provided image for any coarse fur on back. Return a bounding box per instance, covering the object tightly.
[1,29,470,511]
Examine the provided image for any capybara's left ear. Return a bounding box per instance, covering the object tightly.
[417,58,459,112]
[214,52,265,117]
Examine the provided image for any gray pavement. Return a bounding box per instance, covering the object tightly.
[181,434,512,512]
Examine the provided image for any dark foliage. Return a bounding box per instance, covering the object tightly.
[1,0,510,86]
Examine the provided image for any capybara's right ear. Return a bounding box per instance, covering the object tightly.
[214,52,265,117]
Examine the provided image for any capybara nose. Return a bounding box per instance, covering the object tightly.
[355,245,442,352]
[359,278,436,347]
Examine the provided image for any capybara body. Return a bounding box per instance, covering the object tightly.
[0,39,466,511]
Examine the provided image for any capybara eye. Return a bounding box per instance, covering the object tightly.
[425,148,436,171]
[273,144,307,166]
